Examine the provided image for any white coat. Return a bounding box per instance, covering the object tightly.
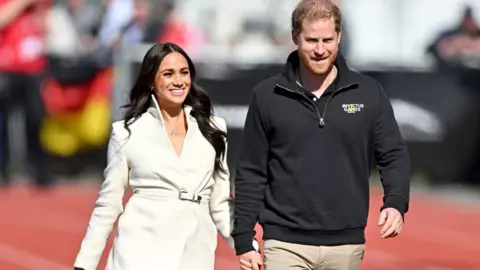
[73,96,234,270]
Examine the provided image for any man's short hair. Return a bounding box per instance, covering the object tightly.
[291,0,342,36]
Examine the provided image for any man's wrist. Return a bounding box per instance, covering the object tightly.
[233,231,257,255]
[381,195,408,217]
[236,239,259,256]
[252,238,260,253]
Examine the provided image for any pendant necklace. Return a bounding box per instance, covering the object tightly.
[168,111,182,137]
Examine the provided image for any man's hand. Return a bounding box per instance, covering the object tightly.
[378,207,403,239]
[238,250,263,270]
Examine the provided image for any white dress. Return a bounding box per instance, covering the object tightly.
[73,97,235,270]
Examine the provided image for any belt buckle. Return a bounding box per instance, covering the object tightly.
[178,190,202,204]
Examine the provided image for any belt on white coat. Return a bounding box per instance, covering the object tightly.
[133,189,209,204]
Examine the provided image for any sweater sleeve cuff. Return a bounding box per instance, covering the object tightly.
[233,231,256,255]
[381,195,408,217]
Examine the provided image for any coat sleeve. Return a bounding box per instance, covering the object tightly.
[209,117,235,250]
[74,125,129,270]
[374,85,411,217]
[232,89,269,255]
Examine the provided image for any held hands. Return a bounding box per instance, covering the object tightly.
[238,250,263,270]
[378,207,403,239]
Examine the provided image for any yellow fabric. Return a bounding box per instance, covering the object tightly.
[41,98,111,157]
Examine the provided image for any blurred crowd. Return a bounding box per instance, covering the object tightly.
[0,0,480,188]
[0,0,173,187]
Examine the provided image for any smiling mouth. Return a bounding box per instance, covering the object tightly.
[169,89,185,96]
[312,57,329,62]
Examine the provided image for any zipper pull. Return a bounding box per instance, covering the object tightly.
[319,118,325,127]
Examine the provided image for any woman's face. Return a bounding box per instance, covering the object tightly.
[153,52,191,108]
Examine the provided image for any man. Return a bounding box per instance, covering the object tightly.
[426,6,480,71]
[232,1,411,270]
[0,0,51,186]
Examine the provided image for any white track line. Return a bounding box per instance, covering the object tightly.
[0,243,70,270]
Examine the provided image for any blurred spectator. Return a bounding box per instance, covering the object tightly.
[427,6,480,70]
[45,0,102,57]
[157,1,206,59]
[0,0,51,187]
[67,0,103,40]
[425,6,480,102]
[45,0,103,85]
[94,0,133,67]
[119,0,161,45]
[427,5,480,187]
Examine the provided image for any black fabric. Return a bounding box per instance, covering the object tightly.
[47,55,100,86]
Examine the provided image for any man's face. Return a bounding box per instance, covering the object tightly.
[293,18,341,76]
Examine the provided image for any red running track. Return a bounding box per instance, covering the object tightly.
[0,184,479,270]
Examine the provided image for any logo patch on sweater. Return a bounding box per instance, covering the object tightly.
[342,104,364,114]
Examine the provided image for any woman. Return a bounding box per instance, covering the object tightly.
[73,43,235,270]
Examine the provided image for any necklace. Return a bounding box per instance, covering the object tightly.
[163,110,183,137]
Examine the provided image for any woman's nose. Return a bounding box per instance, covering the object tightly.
[173,74,183,86]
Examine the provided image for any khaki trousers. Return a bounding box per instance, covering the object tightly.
[264,240,365,270]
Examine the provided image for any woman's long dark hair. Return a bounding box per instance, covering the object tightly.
[122,43,227,175]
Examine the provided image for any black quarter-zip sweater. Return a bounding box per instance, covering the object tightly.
[232,51,411,255]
